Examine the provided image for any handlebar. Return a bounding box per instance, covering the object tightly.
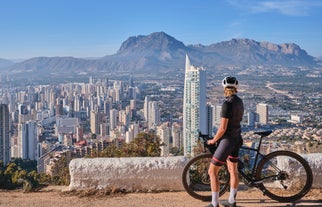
[197,130,273,155]
[198,132,216,154]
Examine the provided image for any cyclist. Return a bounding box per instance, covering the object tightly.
[205,76,244,207]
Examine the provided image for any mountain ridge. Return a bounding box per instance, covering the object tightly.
[1,32,319,76]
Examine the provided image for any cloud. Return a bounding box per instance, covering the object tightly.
[226,0,322,16]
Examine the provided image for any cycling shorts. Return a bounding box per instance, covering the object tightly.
[211,137,242,166]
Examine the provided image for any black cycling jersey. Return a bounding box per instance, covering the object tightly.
[211,94,244,166]
[221,94,244,139]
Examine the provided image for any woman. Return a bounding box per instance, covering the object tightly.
[205,76,244,207]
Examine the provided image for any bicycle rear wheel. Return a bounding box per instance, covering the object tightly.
[256,150,313,202]
[182,153,230,201]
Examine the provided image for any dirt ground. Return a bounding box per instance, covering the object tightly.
[0,186,321,207]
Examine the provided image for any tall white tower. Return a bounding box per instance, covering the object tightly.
[183,54,207,156]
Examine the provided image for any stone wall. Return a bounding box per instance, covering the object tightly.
[69,156,188,191]
[304,153,322,188]
[69,153,321,191]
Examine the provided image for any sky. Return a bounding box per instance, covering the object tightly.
[1,0,322,60]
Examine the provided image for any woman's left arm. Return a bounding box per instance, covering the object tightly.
[208,117,228,145]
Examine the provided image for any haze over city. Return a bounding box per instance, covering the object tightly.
[1,0,322,59]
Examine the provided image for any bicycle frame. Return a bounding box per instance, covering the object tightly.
[238,131,274,186]
[200,130,280,186]
[238,145,265,186]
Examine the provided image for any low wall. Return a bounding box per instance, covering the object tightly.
[69,153,322,191]
[69,156,188,191]
[304,153,322,188]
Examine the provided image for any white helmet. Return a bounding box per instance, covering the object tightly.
[222,76,238,88]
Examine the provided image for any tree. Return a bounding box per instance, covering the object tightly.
[128,132,161,157]
[100,132,161,157]
[50,156,70,185]
[169,147,184,156]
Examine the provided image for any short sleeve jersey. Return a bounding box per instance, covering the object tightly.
[221,94,244,138]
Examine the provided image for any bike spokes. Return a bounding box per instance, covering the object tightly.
[256,151,312,202]
[182,153,230,201]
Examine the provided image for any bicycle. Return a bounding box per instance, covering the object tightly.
[182,130,313,202]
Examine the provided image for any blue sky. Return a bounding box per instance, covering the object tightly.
[1,0,322,59]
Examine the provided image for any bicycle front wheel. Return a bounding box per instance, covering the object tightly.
[182,153,230,201]
[256,150,313,202]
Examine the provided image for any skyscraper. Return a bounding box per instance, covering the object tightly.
[148,101,160,129]
[157,122,171,156]
[90,110,100,134]
[247,111,257,127]
[143,95,150,122]
[183,54,207,156]
[256,103,268,125]
[0,104,10,165]
[17,120,38,160]
[213,105,222,129]
[206,104,213,136]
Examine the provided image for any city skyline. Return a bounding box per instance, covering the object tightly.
[1,0,322,59]
[0,60,321,173]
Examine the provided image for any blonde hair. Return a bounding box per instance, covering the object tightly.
[224,87,237,97]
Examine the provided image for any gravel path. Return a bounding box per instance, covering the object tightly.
[0,186,321,207]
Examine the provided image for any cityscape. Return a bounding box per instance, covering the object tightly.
[0,53,321,181]
[0,1,322,206]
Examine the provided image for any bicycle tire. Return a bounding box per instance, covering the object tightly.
[182,153,230,201]
[256,150,313,202]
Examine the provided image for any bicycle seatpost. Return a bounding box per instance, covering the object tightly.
[254,130,272,153]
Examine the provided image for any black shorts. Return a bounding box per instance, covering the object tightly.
[211,137,242,166]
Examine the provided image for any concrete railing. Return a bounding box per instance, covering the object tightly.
[69,153,322,191]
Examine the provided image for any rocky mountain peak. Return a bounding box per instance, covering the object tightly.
[260,42,306,56]
[117,32,186,54]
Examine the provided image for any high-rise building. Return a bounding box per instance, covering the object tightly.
[90,110,100,134]
[206,104,214,136]
[247,111,257,127]
[119,110,130,128]
[183,54,207,156]
[113,81,123,102]
[125,123,139,143]
[148,101,160,129]
[157,122,171,156]
[143,96,150,122]
[0,104,10,165]
[213,105,222,129]
[256,103,268,125]
[56,117,79,134]
[17,120,38,160]
[109,109,118,131]
[171,122,182,149]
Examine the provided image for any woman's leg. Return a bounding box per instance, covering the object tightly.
[227,160,238,189]
[208,163,222,206]
[227,160,239,204]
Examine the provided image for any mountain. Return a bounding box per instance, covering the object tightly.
[0,58,14,69]
[2,32,318,77]
[188,39,315,66]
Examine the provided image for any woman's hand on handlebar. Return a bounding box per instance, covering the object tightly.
[207,138,216,145]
